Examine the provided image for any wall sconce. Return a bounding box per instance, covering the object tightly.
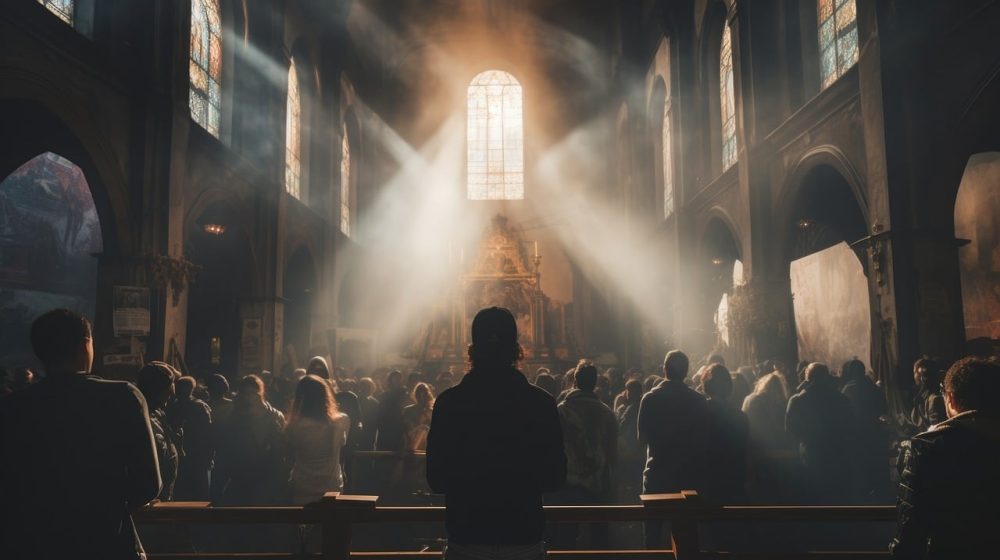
[796,218,815,230]
[711,257,725,266]
[203,223,226,235]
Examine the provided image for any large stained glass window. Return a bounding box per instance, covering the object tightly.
[467,70,524,200]
[817,0,859,88]
[284,61,301,199]
[340,123,351,236]
[662,89,674,218]
[189,0,222,137]
[37,0,73,24]
[720,25,737,171]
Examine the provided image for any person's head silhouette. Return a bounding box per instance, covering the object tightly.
[468,306,523,369]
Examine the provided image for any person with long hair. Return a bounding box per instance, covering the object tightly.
[741,372,789,451]
[286,374,350,504]
[427,307,566,560]
[402,382,434,452]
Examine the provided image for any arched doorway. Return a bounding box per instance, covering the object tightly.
[786,164,871,370]
[954,152,1000,352]
[185,201,254,379]
[0,152,102,367]
[283,246,316,370]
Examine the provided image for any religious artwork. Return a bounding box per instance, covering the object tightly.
[467,70,524,200]
[285,60,302,199]
[0,153,102,365]
[112,285,150,337]
[817,0,859,88]
[720,24,737,170]
[189,0,222,136]
[37,0,73,24]
[340,122,351,235]
[463,215,540,350]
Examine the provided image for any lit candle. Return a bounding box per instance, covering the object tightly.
[534,241,539,258]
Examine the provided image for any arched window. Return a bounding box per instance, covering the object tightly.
[37,0,73,24]
[720,24,737,171]
[189,0,222,137]
[284,60,302,199]
[467,70,524,200]
[662,87,674,218]
[340,123,351,236]
[817,0,859,88]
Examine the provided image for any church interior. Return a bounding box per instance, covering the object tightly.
[3,0,1000,557]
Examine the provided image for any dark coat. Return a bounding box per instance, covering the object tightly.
[0,372,161,559]
[637,379,710,493]
[167,395,213,500]
[376,387,409,452]
[785,380,856,499]
[703,399,749,501]
[426,367,566,545]
[890,411,1000,559]
[909,389,946,433]
[558,389,618,497]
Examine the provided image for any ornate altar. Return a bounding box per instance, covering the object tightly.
[412,215,571,370]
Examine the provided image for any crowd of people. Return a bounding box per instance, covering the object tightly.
[2,307,999,559]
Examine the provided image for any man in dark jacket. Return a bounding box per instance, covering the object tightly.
[839,359,888,500]
[427,307,566,560]
[638,350,710,547]
[168,375,213,500]
[554,361,617,548]
[908,356,946,433]
[376,369,409,451]
[890,356,1000,559]
[785,362,857,503]
[0,309,161,559]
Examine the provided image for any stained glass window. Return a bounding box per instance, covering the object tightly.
[467,70,524,200]
[663,94,674,218]
[37,0,73,24]
[720,25,737,171]
[340,124,351,236]
[817,0,859,88]
[189,0,222,137]
[284,61,301,199]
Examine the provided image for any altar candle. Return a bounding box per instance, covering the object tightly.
[534,241,539,257]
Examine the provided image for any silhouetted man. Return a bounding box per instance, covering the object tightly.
[555,361,617,548]
[785,362,856,502]
[890,357,1000,559]
[638,350,710,547]
[839,359,887,500]
[376,369,409,451]
[427,307,566,560]
[0,309,160,559]
[168,376,213,500]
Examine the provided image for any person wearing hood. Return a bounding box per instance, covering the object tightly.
[890,356,1000,559]
[553,360,617,548]
[426,307,566,560]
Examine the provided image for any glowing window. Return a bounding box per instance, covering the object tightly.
[284,61,301,199]
[37,0,73,24]
[340,124,351,236]
[720,25,737,171]
[189,0,222,137]
[817,0,859,88]
[467,70,524,200]
[663,93,674,218]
